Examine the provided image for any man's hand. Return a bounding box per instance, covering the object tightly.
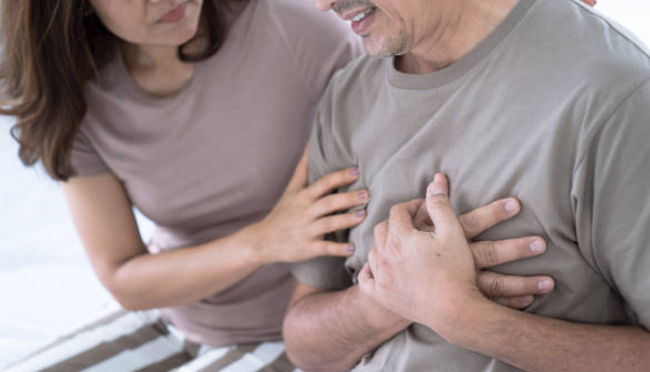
[413,194,553,309]
[358,173,492,335]
[285,174,555,371]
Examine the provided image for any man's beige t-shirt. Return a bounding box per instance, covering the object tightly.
[292,0,650,370]
[70,0,362,347]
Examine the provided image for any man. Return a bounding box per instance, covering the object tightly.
[283,0,650,371]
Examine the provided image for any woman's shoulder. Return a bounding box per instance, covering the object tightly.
[254,0,363,100]
[257,0,357,48]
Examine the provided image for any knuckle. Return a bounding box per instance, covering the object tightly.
[368,248,377,262]
[374,223,383,236]
[321,242,337,256]
[476,242,499,267]
[373,222,386,237]
[322,219,335,232]
[429,196,448,206]
[490,277,505,297]
[322,177,336,190]
[347,192,362,206]
[319,198,335,214]
[461,213,482,236]
[334,170,349,184]
[328,244,343,256]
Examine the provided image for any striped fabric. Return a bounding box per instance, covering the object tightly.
[2,310,302,372]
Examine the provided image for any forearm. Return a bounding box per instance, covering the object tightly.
[109,227,264,310]
[446,299,650,372]
[283,285,408,371]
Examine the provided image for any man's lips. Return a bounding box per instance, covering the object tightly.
[340,7,376,21]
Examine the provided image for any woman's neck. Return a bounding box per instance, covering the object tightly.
[120,1,250,97]
[121,42,196,97]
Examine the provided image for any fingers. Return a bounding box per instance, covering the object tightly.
[312,189,369,217]
[308,167,360,199]
[368,248,379,277]
[286,148,309,192]
[313,209,367,235]
[425,174,464,236]
[313,241,356,258]
[477,271,555,299]
[459,198,521,240]
[471,237,546,269]
[412,199,434,232]
[387,199,424,236]
[358,263,375,295]
[492,295,535,310]
[373,221,389,250]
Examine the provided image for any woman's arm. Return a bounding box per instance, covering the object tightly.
[63,153,368,310]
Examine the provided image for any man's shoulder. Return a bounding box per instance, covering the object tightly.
[531,0,650,82]
[322,54,386,105]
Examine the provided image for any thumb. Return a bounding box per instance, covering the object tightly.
[426,173,463,236]
[357,263,375,296]
[286,147,309,191]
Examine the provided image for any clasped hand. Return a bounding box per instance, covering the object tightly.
[358,174,551,338]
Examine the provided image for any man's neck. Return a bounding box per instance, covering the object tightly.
[396,0,519,74]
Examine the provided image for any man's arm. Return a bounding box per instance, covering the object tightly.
[285,197,557,371]
[451,301,650,372]
[283,282,407,371]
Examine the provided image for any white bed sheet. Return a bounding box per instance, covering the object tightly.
[0,116,152,369]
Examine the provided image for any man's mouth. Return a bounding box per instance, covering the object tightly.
[349,7,377,23]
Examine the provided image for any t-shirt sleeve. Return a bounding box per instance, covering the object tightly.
[273,0,364,103]
[70,126,111,177]
[290,105,354,290]
[572,80,650,329]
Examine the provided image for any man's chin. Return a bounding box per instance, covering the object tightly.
[361,35,408,58]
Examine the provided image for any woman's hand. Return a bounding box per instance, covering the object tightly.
[250,150,369,263]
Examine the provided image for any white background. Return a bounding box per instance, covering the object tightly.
[1,0,649,368]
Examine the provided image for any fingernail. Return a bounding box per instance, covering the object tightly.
[538,279,554,291]
[347,244,355,253]
[351,167,359,176]
[529,239,546,254]
[505,199,519,214]
[428,182,447,196]
[356,209,367,218]
[359,191,368,200]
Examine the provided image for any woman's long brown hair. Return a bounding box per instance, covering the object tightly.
[0,0,231,181]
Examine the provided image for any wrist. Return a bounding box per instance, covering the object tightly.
[235,222,269,266]
[352,286,411,332]
[431,290,500,346]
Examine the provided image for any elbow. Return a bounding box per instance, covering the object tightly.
[103,278,154,312]
[282,312,304,367]
[100,265,156,311]
[112,295,150,311]
[283,312,352,372]
[107,287,150,311]
[283,311,316,371]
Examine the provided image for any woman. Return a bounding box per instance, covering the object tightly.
[0,0,560,371]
